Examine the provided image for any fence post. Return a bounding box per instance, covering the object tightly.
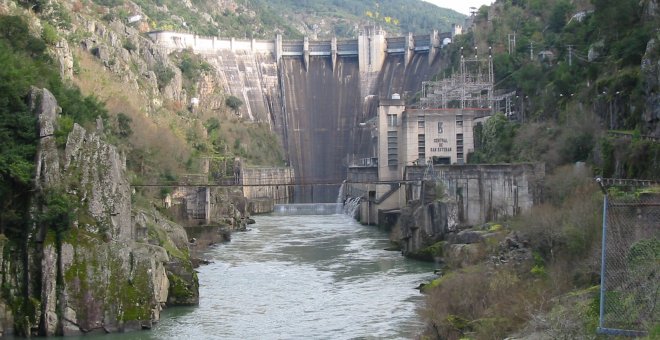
[598,191,608,332]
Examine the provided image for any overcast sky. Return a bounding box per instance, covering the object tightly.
[421,0,493,15]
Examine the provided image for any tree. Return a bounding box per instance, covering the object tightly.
[225,95,243,113]
[548,0,574,33]
[116,112,133,139]
[204,117,220,133]
[155,64,175,90]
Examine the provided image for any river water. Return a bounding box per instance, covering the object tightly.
[63,214,436,339]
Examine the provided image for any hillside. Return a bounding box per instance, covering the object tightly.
[413,0,659,339]
[85,0,464,38]
[446,0,660,179]
[250,0,466,38]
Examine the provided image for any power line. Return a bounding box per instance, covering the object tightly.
[131,179,426,188]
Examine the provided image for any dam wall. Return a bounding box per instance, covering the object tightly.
[149,30,449,202]
[280,56,362,202]
[147,29,442,73]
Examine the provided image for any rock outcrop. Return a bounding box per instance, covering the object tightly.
[397,181,456,260]
[0,88,198,337]
[642,0,660,136]
[72,15,187,112]
[642,33,660,137]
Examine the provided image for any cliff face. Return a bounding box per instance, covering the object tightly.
[397,182,455,260]
[0,88,198,337]
[642,22,660,137]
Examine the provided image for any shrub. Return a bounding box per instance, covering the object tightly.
[38,189,76,233]
[155,64,175,90]
[225,95,243,112]
[178,51,211,81]
[92,0,124,6]
[116,112,133,139]
[423,265,536,339]
[122,39,137,52]
[55,115,74,149]
[42,23,59,45]
[204,117,220,133]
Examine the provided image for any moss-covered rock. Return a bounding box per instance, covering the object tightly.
[412,241,448,262]
[166,270,199,306]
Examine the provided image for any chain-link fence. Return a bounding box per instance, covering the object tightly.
[598,183,659,336]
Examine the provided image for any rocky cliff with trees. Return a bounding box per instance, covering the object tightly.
[0,87,198,336]
[0,0,262,336]
[409,0,659,338]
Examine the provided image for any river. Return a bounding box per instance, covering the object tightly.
[64,213,436,339]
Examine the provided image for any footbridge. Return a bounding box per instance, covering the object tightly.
[148,28,452,71]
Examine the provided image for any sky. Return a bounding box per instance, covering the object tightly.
[421,0,494,15]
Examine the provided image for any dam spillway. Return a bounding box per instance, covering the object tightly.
[149,29,450,202]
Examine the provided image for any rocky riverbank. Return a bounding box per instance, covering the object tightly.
[0,88,201,336]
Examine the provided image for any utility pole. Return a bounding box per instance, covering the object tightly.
[508,32,516,54]
[568,45,573,66]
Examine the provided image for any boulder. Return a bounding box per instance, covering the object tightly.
[398,200,454,259]
[93,44,111,67]
[449,230,484,244]
[446,243,485,268]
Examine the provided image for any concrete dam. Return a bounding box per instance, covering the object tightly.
[149,29,450,202]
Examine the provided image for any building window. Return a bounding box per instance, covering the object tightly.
[387,130,398,166]
[456,115,463,127]
[456,133,464,162]
[418,118,425,129]
[418,134,425,161]
[387,114,398,127]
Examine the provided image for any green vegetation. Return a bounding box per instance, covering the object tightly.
[199,115,284,180]
[167,272,197,303]
[100,0,463,38]
[416,241,446,261]
[469,112,517,163]
[225,95,243,113]
[0,15,108,238]
[154,63,175,90]
[453,0,659,179]
[173,49,212,95]
[423,0,659,333]
[41,23,59,45]
[38,189,76,234]
[256,0,465,36]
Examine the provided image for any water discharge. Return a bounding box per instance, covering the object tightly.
[342,197,361,218]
